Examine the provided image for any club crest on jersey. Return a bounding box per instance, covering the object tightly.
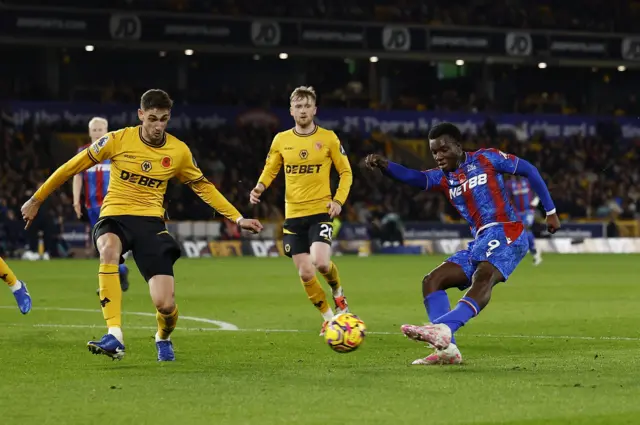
[314,142,323,151]
[141,160,152,172]
[449,173,488,199]
[92,135,109,154]
[161,156,172,168]
[299,149,308,159]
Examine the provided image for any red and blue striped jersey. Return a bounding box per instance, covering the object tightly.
[506,177,534,213]
[422,149,519,237]
[78,144,110,209]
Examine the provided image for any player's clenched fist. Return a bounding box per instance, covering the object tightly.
[238,218,264,234]
[364,154,389,170]
[250,183,265,204]
[545,213,561,234]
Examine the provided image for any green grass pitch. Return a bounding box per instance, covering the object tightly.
[1,254,639,425]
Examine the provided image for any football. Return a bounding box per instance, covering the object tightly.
[324,313,367,353]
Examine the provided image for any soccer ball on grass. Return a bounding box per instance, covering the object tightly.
[324,313,366,353]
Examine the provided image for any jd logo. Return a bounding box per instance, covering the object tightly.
[251,21,281,46]
[505,32,532,56]
[382,26,411,51]
[109,14,141,40]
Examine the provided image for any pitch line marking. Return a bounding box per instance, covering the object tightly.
[2,306,639,341]
[0,306,238,331]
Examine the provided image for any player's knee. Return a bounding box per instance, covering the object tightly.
[298,265,316,282]
[314,260,331,274]
[96,234,122,264]
[422,273,444,294]
[155,300,176,315]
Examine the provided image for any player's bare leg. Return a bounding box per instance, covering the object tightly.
[149,275,178,361]
[403,262,503,350]
[403,262,468,365]
[311,241,348,314]
[87,233,125,360]
[292,253,334,335]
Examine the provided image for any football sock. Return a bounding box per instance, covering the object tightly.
[0,257,18,287]
[118,263,128,275]
[99,264,122,338]
[320,261,341,294]
[433,296,480,335]
[301,276,334,321]
[527,230,537,254]
[424,291,456,344]
[156,305,179,341]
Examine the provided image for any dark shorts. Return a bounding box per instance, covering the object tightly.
[282,213,333,258]
[92,215,181,282]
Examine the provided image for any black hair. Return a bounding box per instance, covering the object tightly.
[428,122,462,143]
[140,89,173,110]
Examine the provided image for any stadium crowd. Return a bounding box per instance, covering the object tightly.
[4,0,636,33]
[1,105,639,257]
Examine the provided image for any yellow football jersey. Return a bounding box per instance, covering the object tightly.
[34,126,242,222]
[258,125,353,219]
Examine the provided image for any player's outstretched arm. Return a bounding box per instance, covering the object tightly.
[188,179,263,233]
[21,150,96,228]
[364,154,428,189]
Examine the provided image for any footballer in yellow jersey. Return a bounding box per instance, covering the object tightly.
[250,86,353,335]
[21,89,263,361]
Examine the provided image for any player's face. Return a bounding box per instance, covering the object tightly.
[290,97,317,128]
[138,108,170,143]
[429,137,463,172]
[89,122,107,143]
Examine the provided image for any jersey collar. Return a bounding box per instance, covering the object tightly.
[138,126,167,148]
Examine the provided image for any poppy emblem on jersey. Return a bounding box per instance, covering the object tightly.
[458,172,467,183]
[141,161,152,172]
[299,149,308,159]
[314,142,323,151]
[161,156,172,168]
[92,135,109,154]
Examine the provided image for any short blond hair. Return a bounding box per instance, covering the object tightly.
[290,86,317,104]
[88,117,108,129]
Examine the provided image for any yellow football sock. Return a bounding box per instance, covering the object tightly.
[0,257,17,286]
[320,261,341,292]
[302,276,332,318]
[156,305,179,340]
[98,264,122,328]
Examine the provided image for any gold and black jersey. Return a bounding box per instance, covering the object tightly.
[257,125,353,219]
[34,126,242,222]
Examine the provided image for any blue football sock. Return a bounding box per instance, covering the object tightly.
[424,291,456,344]
[118,264,128,275]
[526,230,537,254]
[433,296,480,335]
